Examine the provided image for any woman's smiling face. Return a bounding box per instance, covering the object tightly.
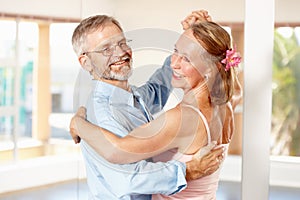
[170,29,208,92]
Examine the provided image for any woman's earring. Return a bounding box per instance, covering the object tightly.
[204,74,209,80]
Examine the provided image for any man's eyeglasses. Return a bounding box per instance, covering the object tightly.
[82,39,132,57]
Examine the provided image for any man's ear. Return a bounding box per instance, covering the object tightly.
[78,54,93,72]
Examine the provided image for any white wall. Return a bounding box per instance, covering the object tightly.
[0,0,82,19]
[0,0,299,26]
[1,0,245,22]
[111,0,245,32]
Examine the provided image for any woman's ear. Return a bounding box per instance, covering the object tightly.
[79,54,93,72]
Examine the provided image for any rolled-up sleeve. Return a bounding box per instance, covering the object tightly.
[117,160,187,197]
[81,142,187,198]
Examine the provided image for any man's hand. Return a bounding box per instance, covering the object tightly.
[181,10,212,30]
[69,106,87,144]
[185,144,225,181]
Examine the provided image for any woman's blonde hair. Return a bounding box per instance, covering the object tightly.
[191,21,236,105]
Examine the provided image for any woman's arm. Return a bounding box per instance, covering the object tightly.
[70,106,196,164]
[231,73,243,110]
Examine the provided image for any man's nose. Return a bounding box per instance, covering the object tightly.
[113,45,126,56]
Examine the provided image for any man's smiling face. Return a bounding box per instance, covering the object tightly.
[84,23,133,81]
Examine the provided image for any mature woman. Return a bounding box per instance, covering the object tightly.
[70,21,241,199]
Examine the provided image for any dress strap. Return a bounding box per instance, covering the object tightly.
[182,104,211,144]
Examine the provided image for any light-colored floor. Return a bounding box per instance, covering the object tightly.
[1,180,300,200]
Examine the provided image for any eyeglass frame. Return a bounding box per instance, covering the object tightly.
[82,39,132,57]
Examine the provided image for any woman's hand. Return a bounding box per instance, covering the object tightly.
[69,106,87,144]
[181,10,212,30]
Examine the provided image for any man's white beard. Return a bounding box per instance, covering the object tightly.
[103,66,132,81]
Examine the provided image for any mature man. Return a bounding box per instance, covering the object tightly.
[70,11,223,200]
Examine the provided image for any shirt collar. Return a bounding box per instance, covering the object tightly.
[92,80,135,106]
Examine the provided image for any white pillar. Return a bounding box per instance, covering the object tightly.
[242,0,274,199]
[32,23,51,142]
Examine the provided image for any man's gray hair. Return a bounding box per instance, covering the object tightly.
[72,15,123,56]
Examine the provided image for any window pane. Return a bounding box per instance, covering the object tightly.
[0,21,16,59]
[49,23,79,140]
[272,26,300,156]
[0,20,38,163]
[0,67,14,107]
[0,116,14,164]
[18,22,38,138]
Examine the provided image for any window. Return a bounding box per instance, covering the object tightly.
[0,17,84,195]
[272,26,300,157]
[0,17,82,164]
[0,21,38,162]
[49,23,79,140]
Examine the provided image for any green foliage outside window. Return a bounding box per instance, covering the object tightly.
[272,28,300,156]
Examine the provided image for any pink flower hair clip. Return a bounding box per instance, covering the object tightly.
[221,46,242,71]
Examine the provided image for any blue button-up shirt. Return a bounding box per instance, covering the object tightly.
[81,57,187,200]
